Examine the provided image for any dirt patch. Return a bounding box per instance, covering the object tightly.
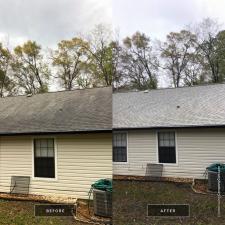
[75,200,112,225]
[192,179,208,193]
[0,192,77,203]
[192,179,225,195]
[113,175,193,183]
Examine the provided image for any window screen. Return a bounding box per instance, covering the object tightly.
[113,133,127,162]
[158,132,176,163]
[34,139,55,178]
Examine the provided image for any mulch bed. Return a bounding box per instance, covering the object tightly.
[0,192,77,203]
[192,179,225,195]
[75,200,112,225]
[192,179,208,193]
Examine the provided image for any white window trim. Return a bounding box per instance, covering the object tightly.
[31,136,58,181]
[113,131,129,164]
[156,130,178,166]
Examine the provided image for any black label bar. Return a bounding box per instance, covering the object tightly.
[35,204,76,217]
[147,204,190,217]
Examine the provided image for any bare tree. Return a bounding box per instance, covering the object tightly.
[111,40,124,89]
[192,18,225,83]
[83,24,113,86]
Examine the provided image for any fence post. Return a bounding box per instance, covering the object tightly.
[218,165,221,217]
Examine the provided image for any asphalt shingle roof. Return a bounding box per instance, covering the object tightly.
[0,87,112,135]
[113,84,225,129]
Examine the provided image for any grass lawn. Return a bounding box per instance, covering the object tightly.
[0,199,90,225]
[113,180,225,225]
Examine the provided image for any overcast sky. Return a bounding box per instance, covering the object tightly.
[0,0,112,48]
[113,0,225,41]
[0,0,225,48]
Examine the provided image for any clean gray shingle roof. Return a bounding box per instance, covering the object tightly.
[0,87,112,135]
[113,84,225,129]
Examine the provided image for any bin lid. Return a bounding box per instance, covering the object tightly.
[207,163,225,172]
[91,179,112,192]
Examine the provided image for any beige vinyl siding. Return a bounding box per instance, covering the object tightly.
[0,133,112,199]
[113,129,225,179]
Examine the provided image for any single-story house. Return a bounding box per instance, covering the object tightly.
[113,83,225,180]
[0,87,112,199]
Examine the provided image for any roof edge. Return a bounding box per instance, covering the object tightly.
[0,86,112,99]
[0,129,112,136]
[113,82,225,94]
[113,124,225,131]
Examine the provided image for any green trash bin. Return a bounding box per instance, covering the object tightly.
[91,179,112,192]
[91,179,112,217]
[207,163,225,192]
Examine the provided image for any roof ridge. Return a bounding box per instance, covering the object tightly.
[0,86,112,99]
[113,82,225,94]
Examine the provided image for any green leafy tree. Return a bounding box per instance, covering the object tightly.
[160,30,198,87]
[11,41,50,94]
[120,31,159,90]
[183,52,205,86]
[52,37,90,90]
[0,43,16,97]
[216,30,225,80]
[76,73,94,88]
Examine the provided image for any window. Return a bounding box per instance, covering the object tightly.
[34,139,55,178]
[158,132,176,163]
[113,133,127,162]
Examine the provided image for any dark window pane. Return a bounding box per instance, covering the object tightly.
[34,157,55,178]
[113,147,127,162]
[34,139,55,178]
[158,147,176,163]
[113,133,127,162]
[158,132,176,163]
